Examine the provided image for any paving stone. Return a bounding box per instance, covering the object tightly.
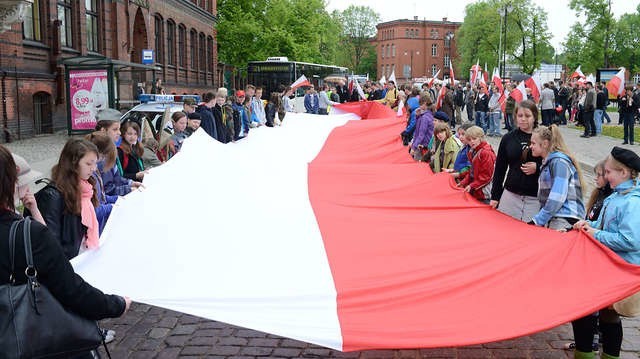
[217,337,249,346]
[171,324,198,335]
[420,348,457,358]
[248,338,280,347]
[236,329,268,338]
[281,338,310,348]
[360,350,399,358]
[456,348,493,358]
[180,345,210,355]
[240,346,274,356]
[165,335,191,347]
[530,349,572,359]
[490,348,528,358]
[156,347,182,359]
[137,338,165,351]
[178,315,202,324]
[301,347,332,357]
[188,336,216,346]
[129,350,157,358]
[272,347,304,357]
[157,317,179,329]
[397,349,419,358]
[209,345,242,356]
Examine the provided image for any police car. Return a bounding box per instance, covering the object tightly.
[120,94,200,140]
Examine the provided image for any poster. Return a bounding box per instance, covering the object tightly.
[69,69,109,131]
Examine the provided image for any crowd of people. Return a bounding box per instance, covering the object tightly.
[1,72,639,358]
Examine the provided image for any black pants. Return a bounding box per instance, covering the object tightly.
[622,112,635,143]
[572,308,622,356]
[583,111,596,136]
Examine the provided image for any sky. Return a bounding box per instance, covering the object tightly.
[325,0,639,50]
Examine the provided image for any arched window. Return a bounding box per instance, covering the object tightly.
[405,29,409,38]
[207,36,214,73]
[178,25,186,67]
[431,65,437,76]
[154,15,164,63]
[199,32,206,73]
[190,29,197,69]
[391,44,395,57]
[431,44,437,57]
[167,20,176,65]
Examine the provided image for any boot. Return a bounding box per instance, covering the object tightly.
[574,351,595,359]
[601,353,619,359]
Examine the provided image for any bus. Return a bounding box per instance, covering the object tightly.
[247,57,348,98]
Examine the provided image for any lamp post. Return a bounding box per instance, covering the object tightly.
[446,32,454,79]
[499,3,513,79]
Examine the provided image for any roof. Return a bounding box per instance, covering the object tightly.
[60,55,162,72]
[377,19,462,28]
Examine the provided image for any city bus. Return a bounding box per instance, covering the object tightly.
[247,57,348,98]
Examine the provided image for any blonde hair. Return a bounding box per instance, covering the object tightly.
[464,125,485,140]
[606,155,639,183]
[533,125,585,189]
[216,87,228,98]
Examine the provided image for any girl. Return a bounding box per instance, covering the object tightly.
[33,138,100,259]
[457,126,496,203]
[573,147,640,359]
[410,94,435,162]
[586,160,613,222]
[265,92,280,126]
[431,122,460,173]
[117,121,145,181]
[212,89,232,143]
[528,125,585,231]
[490,100,543,222]
[95,109,141,195]
[165,111,188,158]
[85,131,118,235]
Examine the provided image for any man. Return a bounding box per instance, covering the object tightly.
[454,84,465,126]
[196,92,219,140]
[376,81,399,110]
[474,85,489,133]
[232,90,250,138]
[465,84,475,123]
[304,86,319,114]
[600,82,612,124]
[595,84,607,135]
[336,80,350,103]
[182,97,197,117]
[540,83,555,126]
[441,84,455,128]
[581,82,597,138]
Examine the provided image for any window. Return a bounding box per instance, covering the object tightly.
[178,25,186,67]
[381,65,384,75]
[432,65,437,76]
[190,29,197,69]
[385,64,389,76]
[85,0,99,52]
[154,15,164,63]
[167,20,176,65]
[381,46,384,59]
[403,64,411,78]
[415,29,419,38]
[207,36,214,73]
[432,44,437,57]
[199,32,206,72]
[430,29,438,39]
[23,0,41,41]
[444,55,450,68]
[405,29,409,38]
[57,0,73,47]
[391,44,395,57]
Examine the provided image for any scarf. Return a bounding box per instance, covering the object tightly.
[80,179,99,249]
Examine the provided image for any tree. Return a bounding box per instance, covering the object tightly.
[609,5,640,73]
[335,5,380,74]
[565,0,615,72]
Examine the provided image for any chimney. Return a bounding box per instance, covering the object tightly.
[442,17,448,22]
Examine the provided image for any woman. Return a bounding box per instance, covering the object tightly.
[0,144,130,357]
[410,95,435,162]
[490,100,543,222]
[85,131,119,235]
[573,147,640,359]
[528,125,585,231]
[34,138,102,259]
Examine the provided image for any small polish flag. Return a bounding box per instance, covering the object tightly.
[570,65,586,79]
[389,69,396,84]
[291,75,311,90]
[354,80,366,101]
[449,63,456,87]
[525,71,542,103]
[436,83,447,110]
[509,81,527,103]
[470,60,481,85]
[428,69,441,88]
[492,68,503,95]
[606,67,626,96]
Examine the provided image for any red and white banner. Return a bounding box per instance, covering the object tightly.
[470,61,481,85]
[428,69,441,88]
[449,63,456,87]
[509,81,527,103]
[73,104,640,351]
[606,67,626,96]
[570,65,586,79]
[436,84,447,110]
[525,71,542,103]
[291,75,311,90]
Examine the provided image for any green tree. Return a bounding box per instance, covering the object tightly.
[565,0,615,72]
[609,5,640,73]
[335,5,380,74]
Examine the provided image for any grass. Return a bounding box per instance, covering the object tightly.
[571,123,640,140]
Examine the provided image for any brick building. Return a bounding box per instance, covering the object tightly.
[374,17,461,85]
[0,0,218,141]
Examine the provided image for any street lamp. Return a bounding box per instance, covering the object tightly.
[499,3,513,79]
[404,50,420,81]
[445,32,454,79]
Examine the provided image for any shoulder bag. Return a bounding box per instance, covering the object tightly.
[0,217,108,358]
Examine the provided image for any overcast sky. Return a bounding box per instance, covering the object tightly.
[325,0,639,50]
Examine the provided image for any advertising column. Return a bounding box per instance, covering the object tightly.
[68,69,110,131]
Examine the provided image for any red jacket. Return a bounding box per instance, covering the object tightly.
[458,141,496,201]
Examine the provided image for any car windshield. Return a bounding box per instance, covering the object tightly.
[121,110,165,140]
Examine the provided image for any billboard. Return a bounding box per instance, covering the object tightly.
[68,69,109,131]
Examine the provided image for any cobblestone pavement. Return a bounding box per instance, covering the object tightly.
[4,118,640,358]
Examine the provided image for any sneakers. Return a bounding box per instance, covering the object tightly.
[101,328,116,344]
[563,342,599,351]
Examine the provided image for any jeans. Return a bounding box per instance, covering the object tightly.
[488,112,502,136]
[594,109,604,135]
[475,111,487,133]
[622,112,635,144]
[541,109,554,126]
[583,110,596,136]
[466,104,474,122]
[505,113,514,131]
[603,110,611,123]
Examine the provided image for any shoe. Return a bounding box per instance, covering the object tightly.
[622,142,628,145]
[564,342,576,350]
[580,134,590,138]
[101,328,116,344]
[631,142,635,145]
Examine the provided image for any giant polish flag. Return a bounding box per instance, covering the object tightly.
[73,103,640,352]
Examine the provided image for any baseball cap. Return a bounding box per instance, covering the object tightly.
[183,97,196,106]
[236,90,245,97]
[12,153,43,187]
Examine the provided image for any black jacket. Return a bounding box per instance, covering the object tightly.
[117,147,144,182]
[212,104,231,143]
[0,210,125,320]
[596,92,607,110]
[491,129,543,200]
[265,102,277,127]
[196,105,218,140]
[27,184,85,260]
[475,93,489,112]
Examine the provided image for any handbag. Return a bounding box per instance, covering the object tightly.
[0,217,107,359]
[613,291,640,317]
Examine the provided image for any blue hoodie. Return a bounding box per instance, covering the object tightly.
[589,179,640,265]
